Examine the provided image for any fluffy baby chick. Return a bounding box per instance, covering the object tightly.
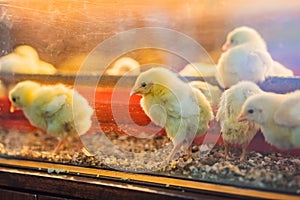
[0,45,56,74]
[106,57,140,76]
[216,44,272,89]
[216,81,262,160]
[131,67,213,162]
[238,91,300,149]
[222,26,293,77]
[9,81,93,152]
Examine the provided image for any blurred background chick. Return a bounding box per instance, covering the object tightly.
[9,80,93,152]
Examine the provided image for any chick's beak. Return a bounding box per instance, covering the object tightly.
[130,86,140,96]
[10,104,16,113]
[237,114,247,122]
[130,82,152,96]
[222,42,230,51]
[130,90,136,96]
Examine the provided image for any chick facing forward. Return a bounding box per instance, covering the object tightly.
[0,45,56,74]
[238,91,300,150]
[222,26,293,78]
[9,81,93,152]
[216,81,262,161]
[131,67,213,162]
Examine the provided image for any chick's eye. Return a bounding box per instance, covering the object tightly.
[12,97,16,102]
[141,82,147,87]
[248,109,254,114]
[230,38,235,44]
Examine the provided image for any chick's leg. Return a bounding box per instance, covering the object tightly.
[76,139,95,156]
[185,133,198,157]
[240,142,248,161]
[224,140,230,160]
[165,122,189,163]
[166,143,182,163]
[54,136,68,153]
[167,138,189,163]
[54,133,88,154]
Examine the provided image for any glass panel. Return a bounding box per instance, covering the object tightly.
[0,0,299,197]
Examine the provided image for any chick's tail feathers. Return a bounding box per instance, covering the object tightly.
[193,88,214,134]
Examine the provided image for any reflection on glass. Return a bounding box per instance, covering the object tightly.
[0,0,299,197]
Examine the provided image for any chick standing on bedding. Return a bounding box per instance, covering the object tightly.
[238,91,300,149]
[0,45,56,74]
[222,26,294,78]
[130,67,213,162]
[9,81,93,152]
[216,81,262,160]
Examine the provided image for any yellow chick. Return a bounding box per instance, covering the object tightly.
[216,43,272,89]
[105,57,140,76]
[0,45,56,74]
[130,67,213,162]
[238,91,300,149]
[9,81,93,152]
[222,26,293,78]
[216,81,262,160]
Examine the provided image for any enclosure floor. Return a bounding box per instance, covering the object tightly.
[0,127,299,195]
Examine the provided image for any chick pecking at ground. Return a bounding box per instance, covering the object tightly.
[238,91,300,150]
[130,67,213,162]
[216,81,262,161]
[9,80,93,152]
[0,45,56,74]
[222,26,293,78]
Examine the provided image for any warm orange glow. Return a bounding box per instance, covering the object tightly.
[2,0,300,73]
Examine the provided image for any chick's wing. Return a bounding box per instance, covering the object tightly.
[161,87,199,119]
[40,95,67,117]
[274,92,300,127]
